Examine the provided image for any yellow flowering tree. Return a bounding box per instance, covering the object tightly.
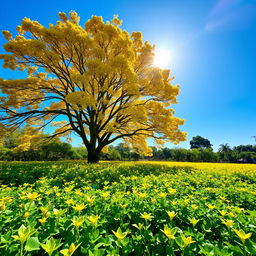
[0,12,186,163]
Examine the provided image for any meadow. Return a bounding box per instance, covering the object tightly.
[0,161,255,255]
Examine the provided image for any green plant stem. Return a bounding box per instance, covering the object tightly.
[20,243,24,256]
[243,244,247,256]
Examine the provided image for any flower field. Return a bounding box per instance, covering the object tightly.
[0,161,255,255]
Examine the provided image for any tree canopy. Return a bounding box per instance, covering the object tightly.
[0,12,186,162]
[190,136,212,149]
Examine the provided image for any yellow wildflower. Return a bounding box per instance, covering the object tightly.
[229,212,236,218]
[39,217,47,224]
[140,213,153,221]
[207,204,216,210]
[0,203,6,211]
[66,199,74,205]
[172,201,177,205]
[168,188,177,194]
[101,191,110,200]
[60,242,81,256]
[72,204,86,212]
[23,212,30,218]
[138,192,147,199]
[161,225,176,239]
[234,229,252,243]
[221,219,234,228]
[188,217,199,226]
[132,223,144,230]
[159,192,167,198]
[182,235,196,247]
[86,196,95,204]
[112,227,128,241]
[72,216,85,228]
[219,210,227,216]
[87,215,99,225]
[191,205,198,210]
[166,211,177,221]
[26,192,40,201]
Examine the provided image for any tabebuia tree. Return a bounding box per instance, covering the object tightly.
[0,12,186,163]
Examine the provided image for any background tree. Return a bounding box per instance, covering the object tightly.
[190,136,212,149]
[219,143,231,153]
[2,128,22,149]
[0,12,186,163]
[218,143,232,162]
[233,145,256,153]
[106,146,122,160]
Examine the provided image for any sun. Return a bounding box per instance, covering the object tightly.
[153,48,171,69]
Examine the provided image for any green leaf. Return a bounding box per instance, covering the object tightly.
[89,249,95,256]
[25,237,40,251]
[175,236,184,248]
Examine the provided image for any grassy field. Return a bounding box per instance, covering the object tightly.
[0,161,255,255]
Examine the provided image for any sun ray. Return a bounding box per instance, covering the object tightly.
[153,49,170,69]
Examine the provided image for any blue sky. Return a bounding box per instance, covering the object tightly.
[0,0,256,150]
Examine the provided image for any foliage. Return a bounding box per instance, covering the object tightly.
[0,12,186,163]
[0,161,255,255]
[0,128,87,161]
[106,147,122,161]
[190,136,212,149]
[150,145,256,163]
[0,141,86,161]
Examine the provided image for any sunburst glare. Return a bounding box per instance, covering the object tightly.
[153,48,171,69]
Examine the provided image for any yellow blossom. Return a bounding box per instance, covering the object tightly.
[168,188,177,194]
[23,212,30,218]
[166,211,177,221]
[101,191,110,200]
[87,215,99,225]
[86,196,95,204]
[138,192,147,199]
[229,212,236,218]
[39,217,47,224]
[26,192,40,201]
[60,242,81,256]
[221,219,234,228]
[161,225,176,239]
[207,204,216,210]
[191,204,198,210]
[72,216,85,228]
[140,213,153,221]
[182,235,196,247]
[159,192,167,198]
[218,210,227,216]
[66,199,75,205]
[151,198,156,204]
[132,223,144,230]
[112,227,128,241]
[188,217,199,226]
[0,203,6,211]
[234,229,252,243]
[72,204,86,212]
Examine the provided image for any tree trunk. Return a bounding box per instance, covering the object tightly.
[87,149,100,163]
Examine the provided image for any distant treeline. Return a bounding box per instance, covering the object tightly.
[0,132,255,163]
[0,141,87,161]
[0,128,87,161]
[104,143,256,163]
